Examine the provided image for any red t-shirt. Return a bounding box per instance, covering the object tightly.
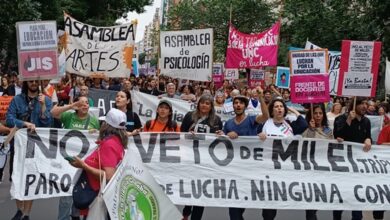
[84,135,124,191]
[377,125,390,145]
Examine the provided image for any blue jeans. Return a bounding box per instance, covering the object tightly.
[58,196,79,220]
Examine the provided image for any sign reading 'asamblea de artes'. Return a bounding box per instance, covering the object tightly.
[63,13,136,78]
[159,28,213,81]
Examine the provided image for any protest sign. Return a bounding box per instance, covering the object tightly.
[212,63,224,88]
[275,67,290,89]
[0,96,13,121]
[12,129,390,210]
[290,74,330,103]
[11,128,98,200]
[289,49,328,75]
[248,69,265,88]
[16,21,57,51]
[386,58,390,94]
[159,28,213,81]
[103,145,182,220]
[18,50,59,80]
[64,13,136,78]
[225,21,280,68]
[338,40,382,97]
[225,68,239,80]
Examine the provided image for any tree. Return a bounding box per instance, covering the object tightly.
[139,52,146,65]
[281,0,390,97]
[166,0,277,62]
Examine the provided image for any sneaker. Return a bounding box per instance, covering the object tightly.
[11,210,23,220]
[21,216,29,220]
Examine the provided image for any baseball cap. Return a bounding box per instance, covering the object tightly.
[105,108,127,129]
[158,99,172,109]
[233,95,249,107]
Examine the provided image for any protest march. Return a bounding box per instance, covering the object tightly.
[0,2,389,220]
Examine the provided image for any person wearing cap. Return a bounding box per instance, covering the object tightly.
[69,108,128,217]
[181,94,223,220]
[143,99,180,132]
[332,97,371,220]
[222,86,269,220]
[258,98,308,220]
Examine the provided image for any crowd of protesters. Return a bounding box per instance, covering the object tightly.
[0,69,389,220]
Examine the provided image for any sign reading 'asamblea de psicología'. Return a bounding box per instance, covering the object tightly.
[64,13,136,78]
[159,28,213,81]
[12,129,390,211]
[338,40,382,97]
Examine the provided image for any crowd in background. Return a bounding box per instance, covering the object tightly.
[0,68,389,220]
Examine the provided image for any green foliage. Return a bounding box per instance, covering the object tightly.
[139,52,146,65]
[166,0,277,62]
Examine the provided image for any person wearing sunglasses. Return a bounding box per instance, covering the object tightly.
[6,79,53,220]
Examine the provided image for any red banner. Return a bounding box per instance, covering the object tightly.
[225,21,280,68]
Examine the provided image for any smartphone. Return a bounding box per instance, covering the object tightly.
[64,156,75,162]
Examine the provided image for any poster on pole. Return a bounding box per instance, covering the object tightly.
[224,68,239,80]
[290,74,330,103]
[64,13,136,78]
[225,21,280,68]
[16,21,58,50]
[338,40,382,97]
[159,28,213,81]
[18,50,59,79]
[212,63,224,88]
[275,67,290,88]
[289,49,328,75]
[248,69,265,88]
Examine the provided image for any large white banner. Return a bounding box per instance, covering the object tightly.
[11,128,98,200]
[64,13,136,78]
[103,145,182,220]
[159,28,213,81]
[12,129,390,210]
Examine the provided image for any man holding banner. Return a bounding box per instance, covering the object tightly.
[223,87,269,220]
[333,97,372,220]
[6,80,53,220]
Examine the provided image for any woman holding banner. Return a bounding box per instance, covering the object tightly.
[114,90,142,136]
[69,108,128,219]
[302,104,333,220]
[181,94,223,220]
[258,98,307,220]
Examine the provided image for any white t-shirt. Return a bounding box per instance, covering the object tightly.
[262,118,294,137]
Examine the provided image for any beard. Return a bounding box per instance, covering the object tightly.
[28,86,39,93]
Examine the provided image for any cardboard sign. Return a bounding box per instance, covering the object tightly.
[18,50,59,80]
[290,74,330,103]
[289,49,328,75]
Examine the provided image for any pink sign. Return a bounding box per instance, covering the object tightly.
[248,69,265,89]
[18,50,58,79]
[212,63,224,88]
[291,74,330,103]
[337,40,382,97]
[225,21,280,68]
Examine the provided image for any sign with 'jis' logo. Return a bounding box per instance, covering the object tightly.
[18,50,58,79]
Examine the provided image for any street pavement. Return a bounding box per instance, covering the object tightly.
[0,160,384,220]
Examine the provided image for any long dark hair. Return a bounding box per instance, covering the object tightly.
[149,102,176,131]
[115,90,133,112]
[191,94,217,127]
[99,123,128,148]
[305,104,329,127]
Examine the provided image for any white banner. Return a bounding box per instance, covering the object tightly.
[225,68,239,80]
[16,21,58,50]
[159,28,213,81]
[103,145,182,220]
[386,58,390,94]
[11,128,98,200]
[12,129,390,210]
[64,13,136,78]
[289,49,328,75]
